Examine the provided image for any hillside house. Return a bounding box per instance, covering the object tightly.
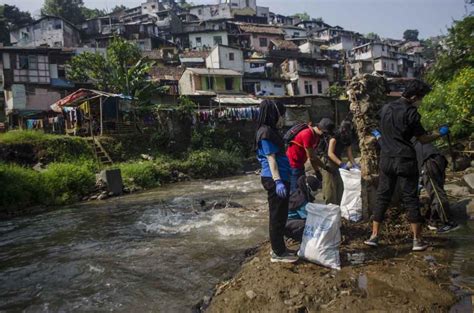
[179,68,243,96]
[205,45,244,73]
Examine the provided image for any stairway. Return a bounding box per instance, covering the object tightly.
[87,137,113,166]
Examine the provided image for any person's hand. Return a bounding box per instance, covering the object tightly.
[339,162,350,170]
[371,129,381,140]
[275,180,287,198]
[352,163,361,170]
[439,125,449,137]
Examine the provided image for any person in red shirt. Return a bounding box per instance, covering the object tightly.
[286,118,335,193]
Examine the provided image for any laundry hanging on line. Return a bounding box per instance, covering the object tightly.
[195,107,260,123]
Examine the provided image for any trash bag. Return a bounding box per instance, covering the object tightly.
[339,169,363,222]
[298,203,341,270]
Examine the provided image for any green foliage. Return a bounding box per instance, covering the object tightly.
[325,84,346,99]
[118,161,172,189]
[0,4,34,45]
[292,12,311,21]
[67,37,158,106]
[42,0,86,25]
[42,162,96,204]
[426,16,474,83]
[420,67,474,137]
[403,29,419,41]
[0,163,45,210]
[0,130,57,143]
[111,5,128,13]
[181,149,242,179]
[191,126,247,156]
[81,7,106,19]
[366,32,380,41]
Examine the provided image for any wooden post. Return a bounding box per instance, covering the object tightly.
[99,96,103,136]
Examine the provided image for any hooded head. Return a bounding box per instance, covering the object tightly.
[402,79,432,105]
[257,99,286,129]
[337,120,353,145]
[317,118,335,135]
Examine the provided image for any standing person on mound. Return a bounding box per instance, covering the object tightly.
[364,79,450,252]
[321,120,358,205]
[256,100,298,263]
[286,118,335,194]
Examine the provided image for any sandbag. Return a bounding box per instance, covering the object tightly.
[339,169,363,222]
[298,203,341,270]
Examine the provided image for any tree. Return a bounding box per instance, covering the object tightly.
[366,32,380,41]
[403,29,419,41]
[0,4,34,45]
[67,37,163,105]
[292,12,311,21]
[81,7,106,19]
[111,5,128,13]
[42,0,86,25]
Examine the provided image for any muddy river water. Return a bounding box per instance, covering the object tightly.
[0,175,472,312]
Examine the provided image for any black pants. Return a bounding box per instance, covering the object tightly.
[261,177,290,255]
[423,155,450,224]
[285,219,305,242]
[373,157,423,223]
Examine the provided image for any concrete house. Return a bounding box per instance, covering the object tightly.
[179,68,243,96]
[231,23,285,54]
[10,16,81,48]
[205,45,244,73]
[182,20,230,50]
[242,57,287,96]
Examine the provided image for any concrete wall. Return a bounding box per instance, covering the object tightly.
[374,58,398,75]
[257,79,285,96]
[249,34,281,53]
[189,31,229,50]
[297,77,329,96]
[217,46,244,72]
[189,4,232,21]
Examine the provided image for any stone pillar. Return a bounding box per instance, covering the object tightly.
[346,74,387,220]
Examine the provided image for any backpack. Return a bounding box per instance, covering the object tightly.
[283,123,310,146]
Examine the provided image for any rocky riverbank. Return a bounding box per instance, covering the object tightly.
[199,166,474,312]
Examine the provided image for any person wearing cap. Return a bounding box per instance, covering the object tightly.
[364,79,450,252]
[285,175,321,242]
[286,118,335,193]
[320,120,358,205]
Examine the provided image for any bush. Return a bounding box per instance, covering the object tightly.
[42,162,96,204]
[181,149,243,179]
[0,130,57,144]
[0,163,45,210]
[421,67,474,138]
[118,161,172,189]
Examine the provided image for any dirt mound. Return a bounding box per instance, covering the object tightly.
[205,212,458,312]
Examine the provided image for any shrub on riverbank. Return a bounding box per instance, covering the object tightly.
[180,149,243,179]
[118,161,172,189]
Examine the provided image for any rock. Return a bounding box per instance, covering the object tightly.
[289,288,300,297]
[454,156,471,172]
[471,160,474,168]
[108,192,115,197]
[463,173,474,192]
[89,195,98,201]
[445,184,471,198]
[467,198,474,217]
[98,193,108,200]
[32,162,45,172]
[245,290,256,300]
[202,296,211,306]
[141,154,153,161]
[340,290,351,296]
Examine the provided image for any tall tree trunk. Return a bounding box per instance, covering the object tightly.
[347,74,388,220]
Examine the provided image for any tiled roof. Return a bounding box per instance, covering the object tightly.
[150,66,185,81]
[270,39,299,50]
[238,24,284,35]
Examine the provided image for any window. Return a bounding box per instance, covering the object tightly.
[151,5,156,9]
[274,84,282,88]
[259,37,268,47]
[317,81,323,94]
[229,52,234,61]
[213,36,222,45]
[206,76,214,90]
[53,20,62,30]
[225,77,234,90]
[294,32,300,38]
[304,80,313,95]
[391,63,395,71]
[198,9,203,15]
[383,62,387,70]
[196,37,202,47]
[246,0,250,7]
[382,45,385,51]
[19,55,29,69]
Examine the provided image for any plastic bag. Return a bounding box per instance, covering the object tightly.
[298,203,341,270]
[339,169,362,222]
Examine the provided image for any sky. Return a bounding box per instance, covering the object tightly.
[1,0,469,39]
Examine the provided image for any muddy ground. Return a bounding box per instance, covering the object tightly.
[204,213,459,312]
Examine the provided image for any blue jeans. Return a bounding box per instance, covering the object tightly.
[290,168,305,194]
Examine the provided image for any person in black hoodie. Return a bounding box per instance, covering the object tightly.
[256,100,297,263]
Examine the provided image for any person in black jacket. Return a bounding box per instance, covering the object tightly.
[413,140,460,234]
[364,79,450,252]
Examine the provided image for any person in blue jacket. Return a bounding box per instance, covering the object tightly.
[256,100,298,263]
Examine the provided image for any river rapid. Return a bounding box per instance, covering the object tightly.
[0,174,472,312]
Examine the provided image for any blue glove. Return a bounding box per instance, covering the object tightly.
[371,129,381,140]
[439,125,449,137]
[352,163,361,170]
[275,180,287,198]
[339,163,350,170]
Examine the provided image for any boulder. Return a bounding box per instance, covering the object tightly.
[463,173,474,192]
[445,184,471,198]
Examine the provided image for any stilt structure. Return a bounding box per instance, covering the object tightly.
[346,74,388,220]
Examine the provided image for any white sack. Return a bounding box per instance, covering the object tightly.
[298,203,341,270]
[339,169,362,222]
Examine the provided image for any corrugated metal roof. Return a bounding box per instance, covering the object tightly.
[238,24,284,35]
[214,97,261,105]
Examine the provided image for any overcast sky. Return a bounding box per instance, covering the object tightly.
[1,0,469,39]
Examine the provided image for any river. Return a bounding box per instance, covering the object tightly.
[0,175,269,312]
[0,174,472,312]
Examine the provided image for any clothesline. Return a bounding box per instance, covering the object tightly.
[195,107,260,123]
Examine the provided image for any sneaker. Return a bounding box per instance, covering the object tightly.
[269,248,297,256]
[412,239,429,252]
[270,251,298,263]
[437,222,461,234]
[427,224,438,231]
[364,235,379,247]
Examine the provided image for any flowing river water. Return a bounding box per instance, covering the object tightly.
[0,174,472,312]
